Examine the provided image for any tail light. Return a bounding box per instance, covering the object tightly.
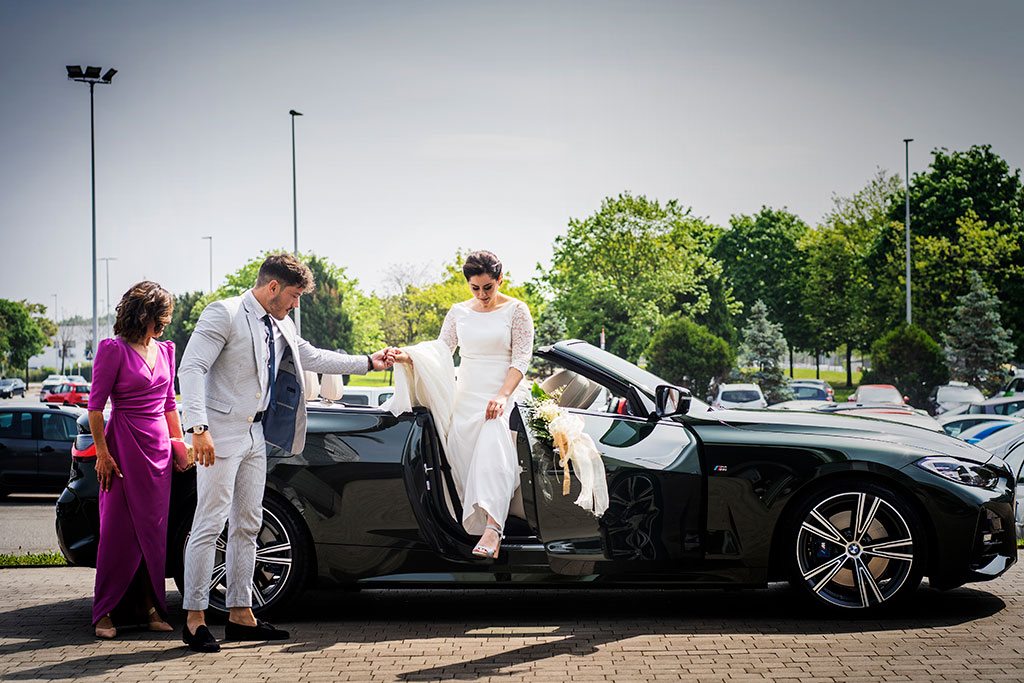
[72,439,96,462]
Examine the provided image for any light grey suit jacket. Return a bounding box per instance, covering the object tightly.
[179,290,370,455]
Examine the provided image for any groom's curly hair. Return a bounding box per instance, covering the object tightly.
[256,252,315,292]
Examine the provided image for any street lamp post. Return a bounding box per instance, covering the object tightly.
[66,65,117,360]
[99,256,117,339]
[290,109,303,335]
[201,236,213,292]
[52,294,58,370]
[903,138,913,325]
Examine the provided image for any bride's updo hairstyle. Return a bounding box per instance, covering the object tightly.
[462,250,503,281]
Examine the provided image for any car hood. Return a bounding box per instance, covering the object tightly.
[690,406,994,464]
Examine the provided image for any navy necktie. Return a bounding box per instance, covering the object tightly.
[262,315,276,410]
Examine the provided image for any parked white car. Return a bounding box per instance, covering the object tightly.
[712,383,766,410]
[938,413,1024,438]
[338,386,395,407]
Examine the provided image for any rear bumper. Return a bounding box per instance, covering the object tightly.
[55,462,99,567]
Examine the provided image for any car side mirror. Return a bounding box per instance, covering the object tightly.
[655,384,691,418]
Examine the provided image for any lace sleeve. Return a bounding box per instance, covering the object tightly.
[509,301,535,376]
[438,305,458,353]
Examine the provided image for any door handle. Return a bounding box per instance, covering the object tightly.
[41,446,55,453]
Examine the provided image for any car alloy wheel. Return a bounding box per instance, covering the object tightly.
[792,485,921,609]
[178,496,308,616]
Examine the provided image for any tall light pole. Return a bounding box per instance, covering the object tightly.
[52,294,59,370]
[903,138,913,325]
[67,65,117,359]
[290,109,303,335]
[201,236,213,292]
[99,257,117,338]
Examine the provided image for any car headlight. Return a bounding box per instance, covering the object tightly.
[916,456,1000,489]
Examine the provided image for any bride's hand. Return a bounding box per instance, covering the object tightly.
[391,348,413,365]
[486,394,508,420]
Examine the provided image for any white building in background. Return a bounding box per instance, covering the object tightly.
[28,323,99,372]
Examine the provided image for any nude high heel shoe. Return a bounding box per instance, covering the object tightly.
[147,607,173,632]
[472,524,504,559]
[95,614,116,639]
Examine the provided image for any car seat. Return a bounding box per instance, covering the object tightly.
[540,370,603,410]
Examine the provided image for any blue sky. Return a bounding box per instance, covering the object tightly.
[1,0,1022,322]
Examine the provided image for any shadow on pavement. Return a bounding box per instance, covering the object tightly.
[0,582,1006,681]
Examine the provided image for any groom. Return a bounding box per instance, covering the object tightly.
[178,252,392,652]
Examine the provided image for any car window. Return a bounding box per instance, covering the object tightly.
[78,385,91,394]
[0,411,32,438]
[341,394,369,406]
[994,399,1024,416]
[376,392,393,406]
[41,412,77,441]
[722,390,761,403]
[857,387,902,403]
[792,386,827,400]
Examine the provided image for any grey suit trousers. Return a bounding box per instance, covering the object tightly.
[182,422,266,611]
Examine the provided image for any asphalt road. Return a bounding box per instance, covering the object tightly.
[1,389,69,555]
[0,494,60,554]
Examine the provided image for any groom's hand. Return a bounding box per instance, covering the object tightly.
[193,431,216,466]
[370,348,393,371]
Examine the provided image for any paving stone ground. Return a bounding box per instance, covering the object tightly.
[1,564,1023,682]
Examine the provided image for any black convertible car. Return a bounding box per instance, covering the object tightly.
[56,340,1016,614]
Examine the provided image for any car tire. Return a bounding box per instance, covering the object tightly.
[786,480,925,611]
[172,494,311,618]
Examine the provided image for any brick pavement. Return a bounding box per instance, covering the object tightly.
[1,564,1023,682]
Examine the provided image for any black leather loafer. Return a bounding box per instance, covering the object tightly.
[224,619,290,641]
[182,624,221,652]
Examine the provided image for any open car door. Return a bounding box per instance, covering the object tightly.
[518,341,705,576]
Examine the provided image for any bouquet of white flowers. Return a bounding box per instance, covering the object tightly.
[522,382,565,445]
[522,381,609,517]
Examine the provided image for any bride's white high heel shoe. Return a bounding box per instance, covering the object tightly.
[472,524,503,558]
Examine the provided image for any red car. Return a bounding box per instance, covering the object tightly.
[45,383,91,408]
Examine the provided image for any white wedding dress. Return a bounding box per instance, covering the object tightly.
[438,299,534,535]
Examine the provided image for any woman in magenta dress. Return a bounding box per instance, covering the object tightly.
[88,281,184,639]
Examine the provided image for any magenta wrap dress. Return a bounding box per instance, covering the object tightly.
[88,337,176,624]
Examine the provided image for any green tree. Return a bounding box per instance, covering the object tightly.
[803,170,903,386]
[544,192,728,363]
[164,290,204,371]
[942,271,1016,395]
[532,304,567,377]
[864,325,949,408]
[187,251,383,354]
[646,316,734,400]
[378,252,539,347]
[713,206,810,372]
[737,300,792,404]
[0,299,50,380]
[870,145,1024,352]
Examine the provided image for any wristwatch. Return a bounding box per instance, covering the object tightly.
[188,425,208,435]
[365,354,373,372]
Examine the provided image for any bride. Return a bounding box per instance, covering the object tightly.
[391,250,534,558]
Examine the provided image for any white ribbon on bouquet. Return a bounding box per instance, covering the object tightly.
[548,412,609,518]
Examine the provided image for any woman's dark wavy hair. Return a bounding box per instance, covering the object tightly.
[113,281,174,343]
[462,250,502,280]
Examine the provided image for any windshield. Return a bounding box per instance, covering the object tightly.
[556,341,668,397]
[937,386,984,403]
[722,390,761,402]
[856,387,903,403]
[552,340,712,414]
[792,386,828,400]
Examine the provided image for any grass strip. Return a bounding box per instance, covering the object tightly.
[0,551,67,567]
